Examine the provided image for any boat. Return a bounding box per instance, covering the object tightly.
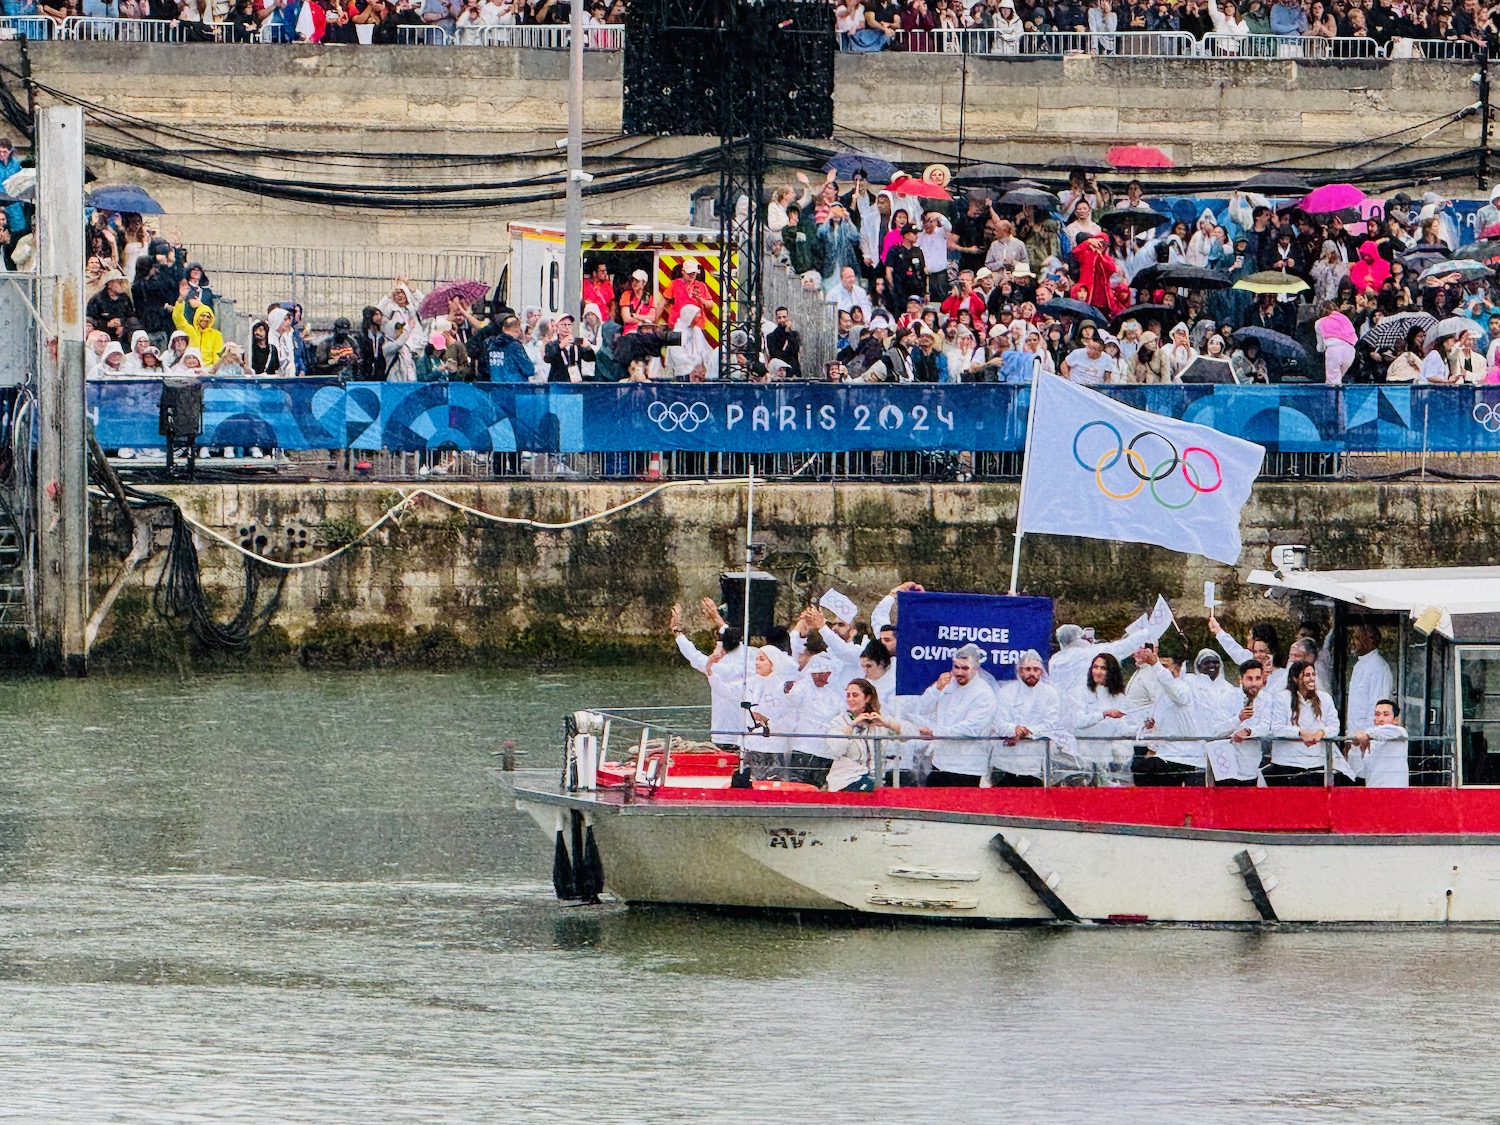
[513,563,1500,926]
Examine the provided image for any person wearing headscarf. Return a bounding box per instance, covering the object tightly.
[1315,310,1357,384]
[742,644,801,780]
[163,329,191,371]
[1184,208,1219,268]
[665,304,717,380]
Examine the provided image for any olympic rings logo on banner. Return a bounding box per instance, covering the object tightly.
[1474,403,1500,433]
[1072,421,1223,509]
[647,401,712,433]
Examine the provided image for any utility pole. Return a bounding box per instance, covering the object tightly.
[562,0,586,323]
[34,105,88,676]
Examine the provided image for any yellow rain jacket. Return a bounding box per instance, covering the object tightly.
[173,300,224,367]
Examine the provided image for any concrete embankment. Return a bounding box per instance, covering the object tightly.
[88,479,1500,669]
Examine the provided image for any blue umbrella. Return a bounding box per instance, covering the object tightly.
[86,183,165,214]
[1231,326,1306,361]
[1039,298,1107,323]
[822,152,899,184]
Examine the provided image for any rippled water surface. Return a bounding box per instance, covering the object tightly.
[2,667,1498,1122]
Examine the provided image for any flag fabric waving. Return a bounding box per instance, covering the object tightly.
[1017,375,1266,565]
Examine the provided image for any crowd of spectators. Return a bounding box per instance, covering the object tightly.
[766,165,1500,386]
[837,0,1497,54]
[0,0,625,42]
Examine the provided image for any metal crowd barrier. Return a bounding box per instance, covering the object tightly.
[62,15,189,40]
[0,15,54,38]
[565,711,1451,792]
[1201,32,1380,57]
[862,28,1457,59]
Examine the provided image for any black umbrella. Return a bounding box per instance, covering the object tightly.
[1007,178,1048,189]
[1454,239,1500,263]
[1359,311,1437,351]
[1130,264,1171,292]
[1045,154,1111,172]
[1157,264,1234,290]
[1237,171,1314,194]
[822,152,899,183]
[1180,357,1238,384]
[952,163,1024,187]
[1230,326,1307,361]
[1111,302,1174,329]
[1401,243,1452,275]
[999,187,1059,209]
[1039,298,1108,323]
[1097,207,1169,233]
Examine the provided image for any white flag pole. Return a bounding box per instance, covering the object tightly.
[1009,373,1046,596]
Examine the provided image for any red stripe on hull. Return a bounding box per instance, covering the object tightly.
[622,784,1500,836]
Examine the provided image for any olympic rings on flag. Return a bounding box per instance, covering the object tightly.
[1474,403,1500,433]
[1074,422,1225,508]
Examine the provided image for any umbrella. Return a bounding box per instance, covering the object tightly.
[1454,239,1500,263]
[888,174,951,201]
[1230,326,1306,361]
[999,187,1058,209]
[1419,259,1492,283]
[1180,356,1237,384]
[1097,207,1169,233]
[85,183,165,214]
[1297,183,1366,214]
[951,163,1024,186]
[1107,144,1173,170]
[1234,270,1310,294]
[822,152,899,183]
[3,168,35,204]
[1236,171,1314,194]
[1359,311,1437,351]
[418,279,489,319]
[1402,243,1455,274]
[1157,264,1233,290]
[1111,302,1174,329]
[1038,298,1107,323]
[1045,154,1111,172]
[1425,315,1485,352]
[1007,178,1048,189]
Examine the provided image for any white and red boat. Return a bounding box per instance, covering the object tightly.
[515,564,1500,926]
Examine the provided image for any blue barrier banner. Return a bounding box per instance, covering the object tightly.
[893,591,1055,697]
[86,379,1500,456]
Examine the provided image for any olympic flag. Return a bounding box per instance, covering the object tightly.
[1015,375,1266,568]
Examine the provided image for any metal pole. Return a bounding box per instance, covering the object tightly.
[1009,378,1042,595]
[562,0,585,324]
[1479,47,1490,193]
[34,105,87,676]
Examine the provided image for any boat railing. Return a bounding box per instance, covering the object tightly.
[560,711,1454,792]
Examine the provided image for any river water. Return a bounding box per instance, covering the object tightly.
[1,666,1496,1122]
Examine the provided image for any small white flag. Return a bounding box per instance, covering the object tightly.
[1126,594,1176,643]
[1017,375,1266,565]
[818,588,858,625]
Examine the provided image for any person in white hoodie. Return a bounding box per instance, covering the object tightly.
[1267,658,1343,786]
[744,644,802,779]
[913,644,998,786]
[266,309,299,378]
[119,330,155,375]
[1207,0,1249,51]
[664,304,718,380]
[990,649,1065,785]
[1133,644,1207,786]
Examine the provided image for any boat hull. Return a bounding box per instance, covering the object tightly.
[516,787,1500,925]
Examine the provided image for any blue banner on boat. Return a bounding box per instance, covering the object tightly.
[85,380,1500,456]
[893,591,1055,697]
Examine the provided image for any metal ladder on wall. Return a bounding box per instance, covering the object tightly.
[0,507,31,633]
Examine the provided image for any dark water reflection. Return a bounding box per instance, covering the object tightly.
[0,668,1496,1122]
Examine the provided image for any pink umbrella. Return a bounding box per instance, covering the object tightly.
[1298,183,1367,215]
[1106,144,1173,170]
[418,280,489,319]
[887,174,952,201]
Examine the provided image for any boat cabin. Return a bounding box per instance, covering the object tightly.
[1249,564,1500,787]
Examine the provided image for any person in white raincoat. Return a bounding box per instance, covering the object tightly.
[911,644,997,786]
[744,645,801,780]
[990,649,1064,786]
[1071,651,1137,782]
[665,304,718,380]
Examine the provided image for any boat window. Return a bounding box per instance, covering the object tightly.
[1458,647,1500,785]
